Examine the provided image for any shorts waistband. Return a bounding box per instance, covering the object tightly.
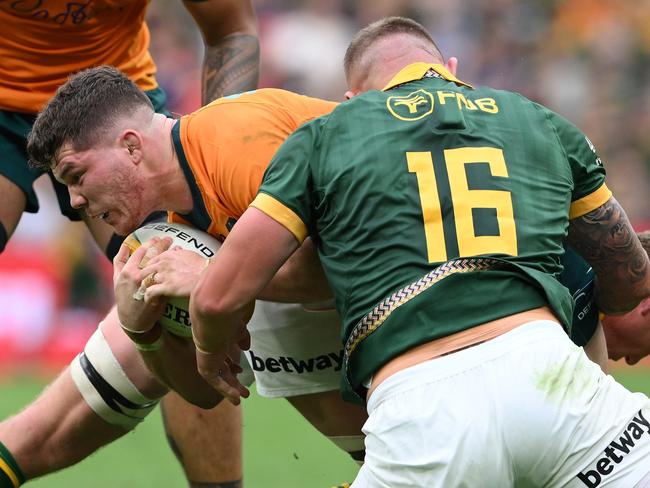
[367,319,564,411]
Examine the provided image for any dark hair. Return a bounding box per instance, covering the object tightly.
[344,16,441,81]
[27,65,154,170]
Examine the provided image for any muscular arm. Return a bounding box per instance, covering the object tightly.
[258,237,333,303]
[183,0,259,102]
[567,196,650,314]
[137,326,223,409]
[192,209,299,349]
[190,208,299,402]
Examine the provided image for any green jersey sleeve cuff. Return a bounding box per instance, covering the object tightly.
[569,183,612,219]
[250,193,308,243]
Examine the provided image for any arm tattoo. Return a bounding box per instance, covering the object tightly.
[567,197,650,313]
[637,230,650,257]
[202,33,259,103]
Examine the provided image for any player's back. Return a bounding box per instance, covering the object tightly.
[296,70,608,394]
[0,0,155,113]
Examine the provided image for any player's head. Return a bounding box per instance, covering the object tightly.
[27,66,160,235]
[343,16,455,98]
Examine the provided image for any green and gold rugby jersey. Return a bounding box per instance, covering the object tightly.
[252,63,610,402]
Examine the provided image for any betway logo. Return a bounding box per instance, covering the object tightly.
[578,409,650,487]
[248,350,343,374]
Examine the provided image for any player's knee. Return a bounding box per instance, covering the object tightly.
[327,435,365,466]
[70,327,161,430]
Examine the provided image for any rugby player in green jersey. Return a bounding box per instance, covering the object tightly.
[189,17,650,488]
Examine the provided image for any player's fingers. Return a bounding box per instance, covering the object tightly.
[238,328,251,351]
[144,283,166,302]
[113,244,131,279]
[119,244,150,278]
[139,237,172,268]
[220,368,249,401]
[211,374,242,405]
[196,352,243,404]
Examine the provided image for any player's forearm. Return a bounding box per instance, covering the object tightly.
[139,332,223,409]
[190,295,253,354]
[568,197,650,314]
[202,33,259,103]
[258,238,333,303]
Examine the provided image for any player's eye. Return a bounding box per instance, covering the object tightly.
[71,173,82,184]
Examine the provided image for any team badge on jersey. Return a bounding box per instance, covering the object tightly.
[387,89,434,121]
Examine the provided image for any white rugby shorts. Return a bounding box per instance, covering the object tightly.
[244,300,343,397]
[352,320,650,488]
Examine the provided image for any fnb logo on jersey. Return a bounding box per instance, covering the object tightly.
[387,89,435,121]
[577,409,650,487]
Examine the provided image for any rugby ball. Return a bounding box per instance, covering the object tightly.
[123,222,221,338]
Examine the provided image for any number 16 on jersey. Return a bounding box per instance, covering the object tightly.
[407,147,518,263]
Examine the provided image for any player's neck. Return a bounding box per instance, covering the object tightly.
[149,118,193,214]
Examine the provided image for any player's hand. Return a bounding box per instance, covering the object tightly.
[195,338,250,405]
[139,247,207,301]
[113,237,172,332]
[602,297,650,365]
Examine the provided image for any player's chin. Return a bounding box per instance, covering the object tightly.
[109,212,139,237]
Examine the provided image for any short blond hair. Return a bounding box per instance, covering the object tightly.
[344,17,442,82]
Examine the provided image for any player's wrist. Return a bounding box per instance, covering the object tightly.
[121,321,163,347]
[134,331,165,352]
[119,316,157,335]
[192,333,217,355]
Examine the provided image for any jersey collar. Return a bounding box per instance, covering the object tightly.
[381,62,473,91]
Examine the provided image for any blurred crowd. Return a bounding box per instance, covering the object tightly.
[149,0,650,220]
[3,0,649,370]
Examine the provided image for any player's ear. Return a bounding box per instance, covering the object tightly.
[122,131,142,164]
[445,57,458,76]
[344,89,360,100]
[639,297,650,316]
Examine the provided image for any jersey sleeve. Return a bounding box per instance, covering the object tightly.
[546,109,611,218]
[250,120,322,243]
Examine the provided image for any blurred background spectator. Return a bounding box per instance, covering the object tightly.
[3,0,649,372]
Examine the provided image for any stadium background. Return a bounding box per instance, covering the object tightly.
[1,0,649,486]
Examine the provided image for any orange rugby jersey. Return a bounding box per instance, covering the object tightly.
[169,88,338,240]
[0,0,156,113]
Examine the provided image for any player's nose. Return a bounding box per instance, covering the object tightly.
[69,188,88,209]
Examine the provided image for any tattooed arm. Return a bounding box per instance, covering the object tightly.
[183,0,260,103]
[567,196,650,314]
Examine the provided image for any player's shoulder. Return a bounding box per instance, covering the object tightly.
[213,88,337,113]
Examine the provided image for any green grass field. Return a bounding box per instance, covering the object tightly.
[1,365,648,487]
[0,378,358,487]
